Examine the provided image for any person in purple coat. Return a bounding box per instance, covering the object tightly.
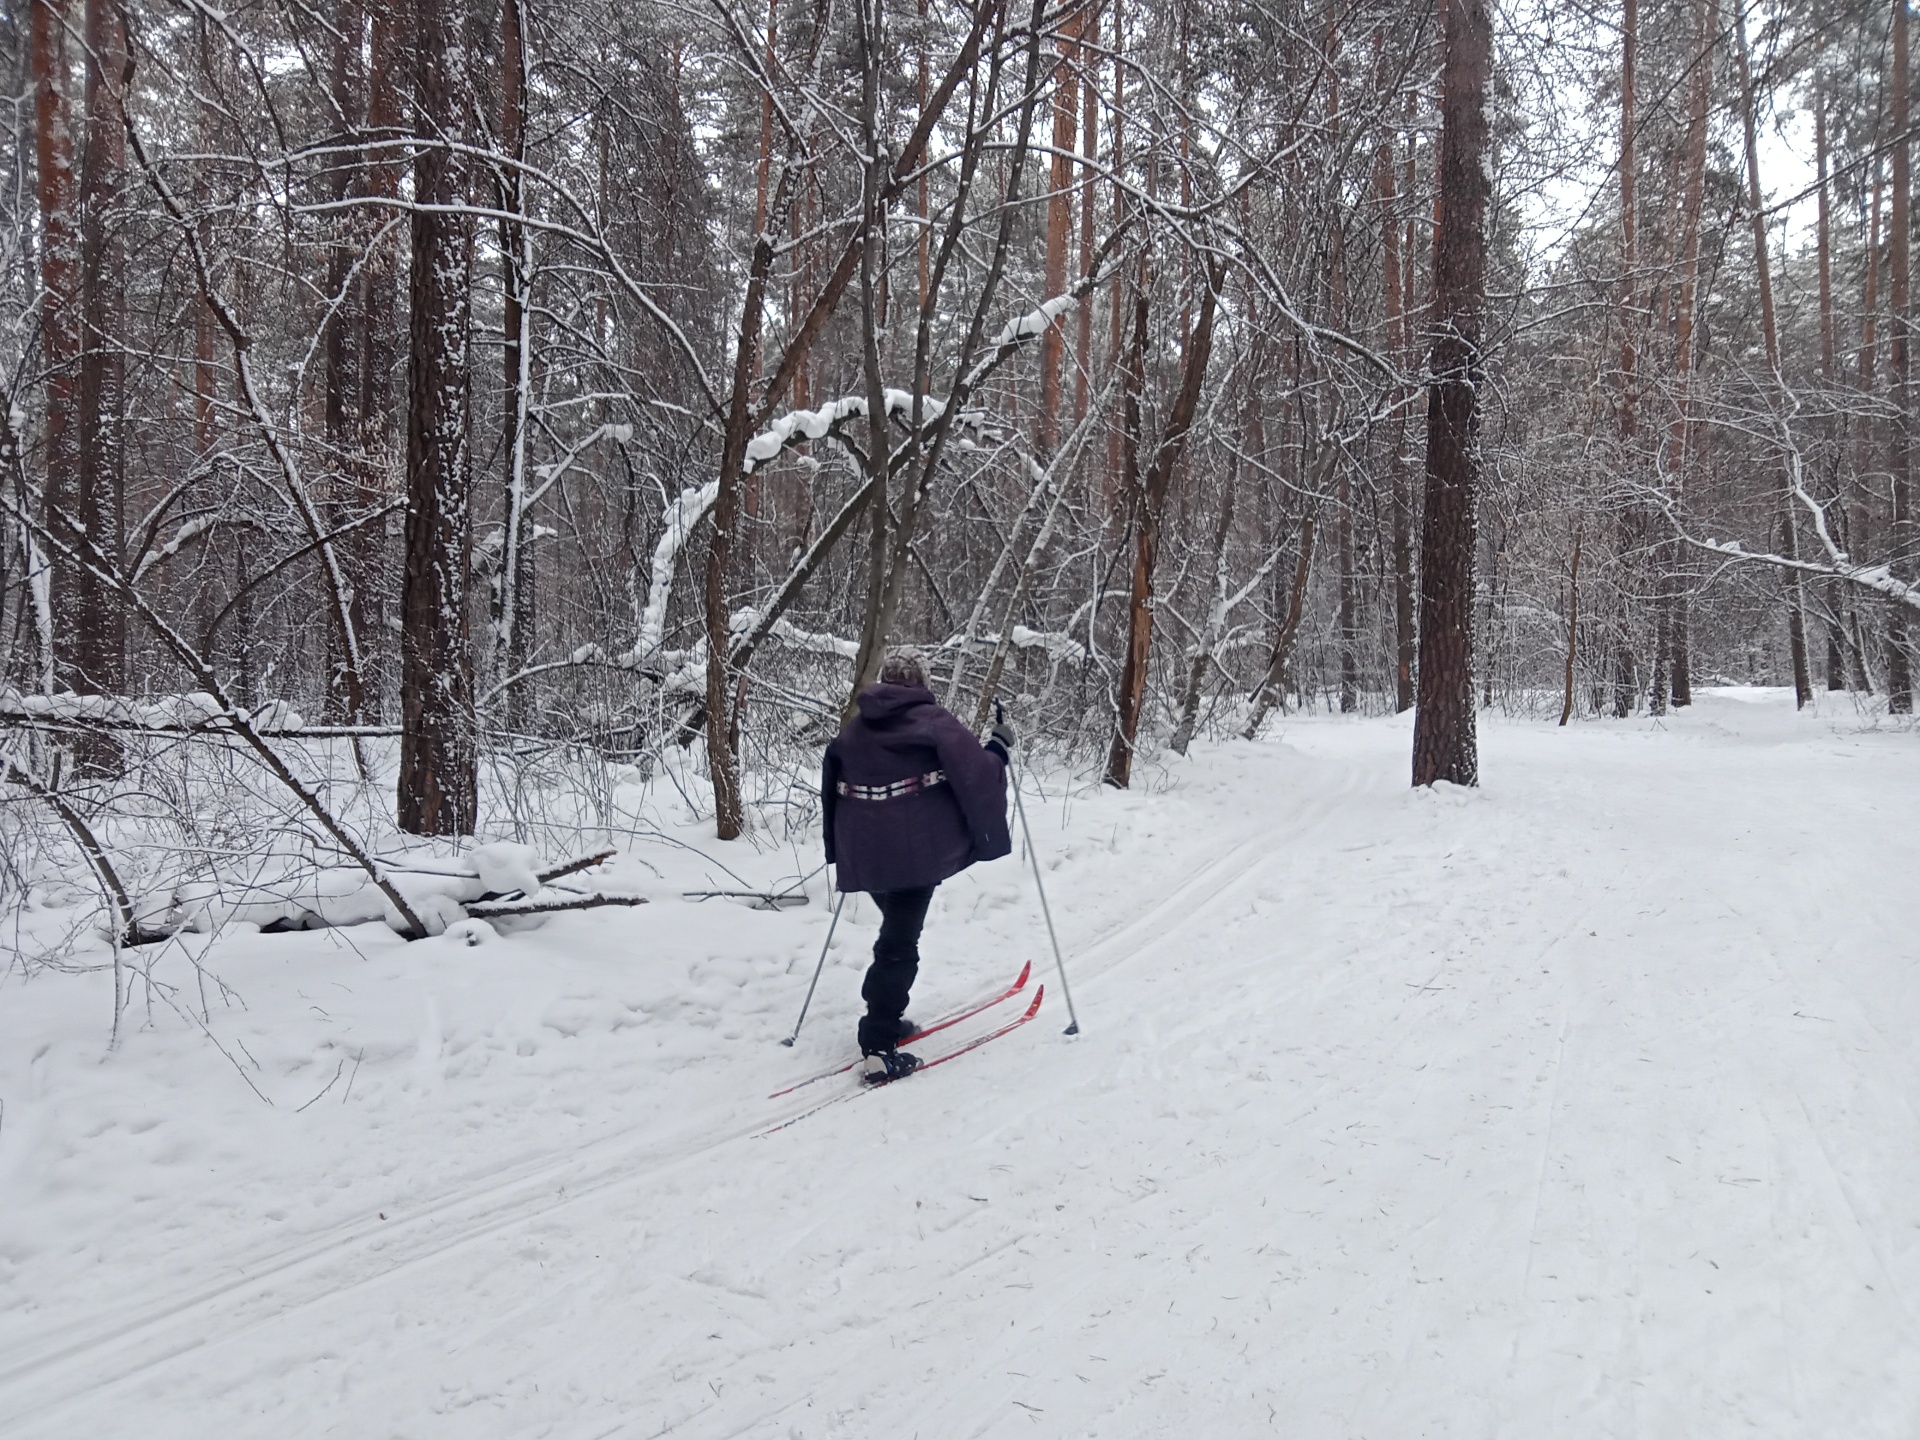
[822,649,1015,1080]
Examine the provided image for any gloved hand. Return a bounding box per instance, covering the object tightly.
[989,716,1016,753]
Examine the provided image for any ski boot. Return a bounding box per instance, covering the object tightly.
[860,1048,922,1086]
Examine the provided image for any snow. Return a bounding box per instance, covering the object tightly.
[633,480,719,659]
[469,841,545,899]
[0,690,304,731]
[5,690,1920,1436]
[742,396,870,472]
[741,391,982,474]
[985,292,1077,349]
[728,607,861,659]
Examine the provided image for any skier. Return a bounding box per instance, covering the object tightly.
[823,649,1016,1082]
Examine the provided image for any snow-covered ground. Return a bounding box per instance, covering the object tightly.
[3,688,1919,1438]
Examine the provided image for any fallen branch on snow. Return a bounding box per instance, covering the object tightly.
[465,893,648,918]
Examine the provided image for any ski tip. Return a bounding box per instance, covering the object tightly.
[1014,960,1032,988]
[1022,985,1044,1019]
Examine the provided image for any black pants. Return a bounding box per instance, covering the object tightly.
[857,885,936,1054]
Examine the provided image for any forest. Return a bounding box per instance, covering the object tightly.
[11,2,1920,1429]
[1,0,1911,954]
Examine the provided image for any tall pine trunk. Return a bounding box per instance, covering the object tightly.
[497,0,534,732]
[359,0,408,697]
[1733,0,1813,709]
[1410,0,1491,788]
[1037,3,1081,453]
[397,0,478,837]
[1612,0,1639,718]
[1816,77,1847,691]
[1328,56,1358,715]
[76,0,127,703]
[1890,0,1913,712]
[32,0,80,701]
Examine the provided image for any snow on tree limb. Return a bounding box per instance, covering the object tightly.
[740,390,986,474]
[637,480,720,657]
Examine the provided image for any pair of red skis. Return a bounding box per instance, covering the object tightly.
[761,961,1043,1133]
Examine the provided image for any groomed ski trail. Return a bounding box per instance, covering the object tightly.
[8,696,1920,1438]
[0,767,1317,1436]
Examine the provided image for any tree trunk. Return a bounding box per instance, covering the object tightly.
[1104,260,1221,788]
[1328,62,1357,716]
[1169,452,1238,753]
[39,0,127,732]
[359,0,409,700]
[1560,524,1582,725]
[1104,0,1127,528]
[1376,46,1416,714]
[1890,0,1913,712]
[1037,2,1081,454]
[397,0,478,835]
[33,0,81,700]
[706,232,775,840]
[1661,0,1716,711]
[324,0,372,728]
[1074,2,1098,430]
[1337,464,1357,713]
[1244,516,1317,739]
[497,0,534,733]
[845,0,899,707]
[1410,0,1491,789]
[79,0,128,685]
[1613,0,1640,719]
[1816,75,1847,692]
[1733,0,1813,710]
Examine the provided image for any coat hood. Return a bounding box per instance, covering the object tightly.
[854,682,937,727]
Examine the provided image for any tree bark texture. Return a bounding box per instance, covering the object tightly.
[1890,0,1913,712]
[1733,0,1813,710]
[1410,0,1490,789]
[397,0,478,835]
[1611,0,1639,719]
[1038,2,1081,453]
[33,0,82,697]
[75,0,128,707]
[498,0,534,732]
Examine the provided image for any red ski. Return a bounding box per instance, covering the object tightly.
[767,961,1031,1099]
[760,985,1045,1136]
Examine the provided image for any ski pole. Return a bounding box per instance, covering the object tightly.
[999,702,1081,1035]
[781,889,847,1046]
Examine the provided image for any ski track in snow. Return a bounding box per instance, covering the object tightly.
[4,690,1920,1437]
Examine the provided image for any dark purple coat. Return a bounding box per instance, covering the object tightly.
[822,683,1011,894]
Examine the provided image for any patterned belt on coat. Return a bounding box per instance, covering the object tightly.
[837,769,947,801]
